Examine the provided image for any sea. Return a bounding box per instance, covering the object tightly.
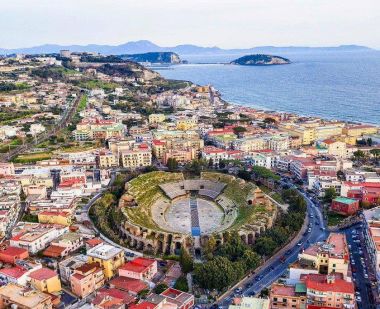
[154,51,380,125]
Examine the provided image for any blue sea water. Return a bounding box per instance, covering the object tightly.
[155,51,380,124]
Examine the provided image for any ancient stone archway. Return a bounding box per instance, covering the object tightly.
[240,234,247,244]
[248,233,254,245]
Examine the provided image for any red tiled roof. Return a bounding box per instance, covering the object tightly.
[28,267,57,281]
[152,140,166,146]
[86,238,103,247]
[95,288,135,305]
[304,274,354,294]
[0,246,28,258]
[0,267,27,279]
[119,257,155,274]
[43,245,66,257]
[110,276,147,293]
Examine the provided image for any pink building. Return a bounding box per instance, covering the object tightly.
[70,263,105,298]
[118,257,157,281]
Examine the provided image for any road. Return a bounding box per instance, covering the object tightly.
[81,170,142,257]
[218,191,328,307]
[342,223,376,309]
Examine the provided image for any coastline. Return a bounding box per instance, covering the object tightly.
[155,60,380,126]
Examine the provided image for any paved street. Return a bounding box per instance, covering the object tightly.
[342,223,376,309]
[218,191,328,307]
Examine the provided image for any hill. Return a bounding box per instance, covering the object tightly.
[230,54,290,66]
[122,52,181,64]
[0,40,375,56]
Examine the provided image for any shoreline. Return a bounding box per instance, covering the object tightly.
[154,64,380,126]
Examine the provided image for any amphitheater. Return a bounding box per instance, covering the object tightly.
[116,171,279,255]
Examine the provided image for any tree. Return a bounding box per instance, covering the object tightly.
[193,256,244,290]
[179,247,194,273]
[167,158,178,171]
[352,150,365,162]
[237,170,251,181]
[367,138,373,147]
[253,236,277,256]
[208,158,214,168]
[204,236,217,259]
[242,250,260,270]
[251,166,280,181]
[174,276,189,292]
[324,187,337,203]
[154,283,168,294]
[233,126,247,136]
[219,160,226,169]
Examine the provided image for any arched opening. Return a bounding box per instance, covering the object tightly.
[248,233,254,245]
[174,242,182,255]
[240,234,247,244]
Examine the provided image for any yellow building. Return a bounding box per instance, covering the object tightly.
[98,152,118,168]
[343,124,378,137]
[148,113,166,124]
[38,211,72,226]
[279,124,315,145]
[87,244,124,279]
[176,117,198,131]
[28,268,62,293]
[0,283,52,309]
[335,135,357,145]
[297,233,349,278]
[315,124,343,140]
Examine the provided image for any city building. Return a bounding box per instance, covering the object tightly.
[28,268,62,293]
[0,283,52,309]
[70,262,105,298]
[121,148,152,169]
[229,297,270,309]
[87,244,124,279]
[37,211,72,226]
[303,273,355,309]
[295,233,349,279]
[331,197,359,216]
[270,283,306,309]
[118,257,157,281]
[363,206,380,288]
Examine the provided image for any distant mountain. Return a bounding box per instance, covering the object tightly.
[231,54,291,66]
[122,52,181,64]
[0,40,375,56]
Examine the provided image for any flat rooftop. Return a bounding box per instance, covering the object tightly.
[87,243,123,260]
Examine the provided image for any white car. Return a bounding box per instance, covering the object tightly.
[356,296,362,302]
[364,274,368,279]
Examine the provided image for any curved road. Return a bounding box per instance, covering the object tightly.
[218,191,328,307]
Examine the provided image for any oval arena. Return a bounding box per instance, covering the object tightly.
[117,171,278,255]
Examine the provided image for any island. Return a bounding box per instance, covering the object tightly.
[230,54,290,66]
[122,52,182,64]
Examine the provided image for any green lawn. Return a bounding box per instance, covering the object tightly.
[12,152,52,163]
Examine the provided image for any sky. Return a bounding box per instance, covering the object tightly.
[1,0,379,49]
